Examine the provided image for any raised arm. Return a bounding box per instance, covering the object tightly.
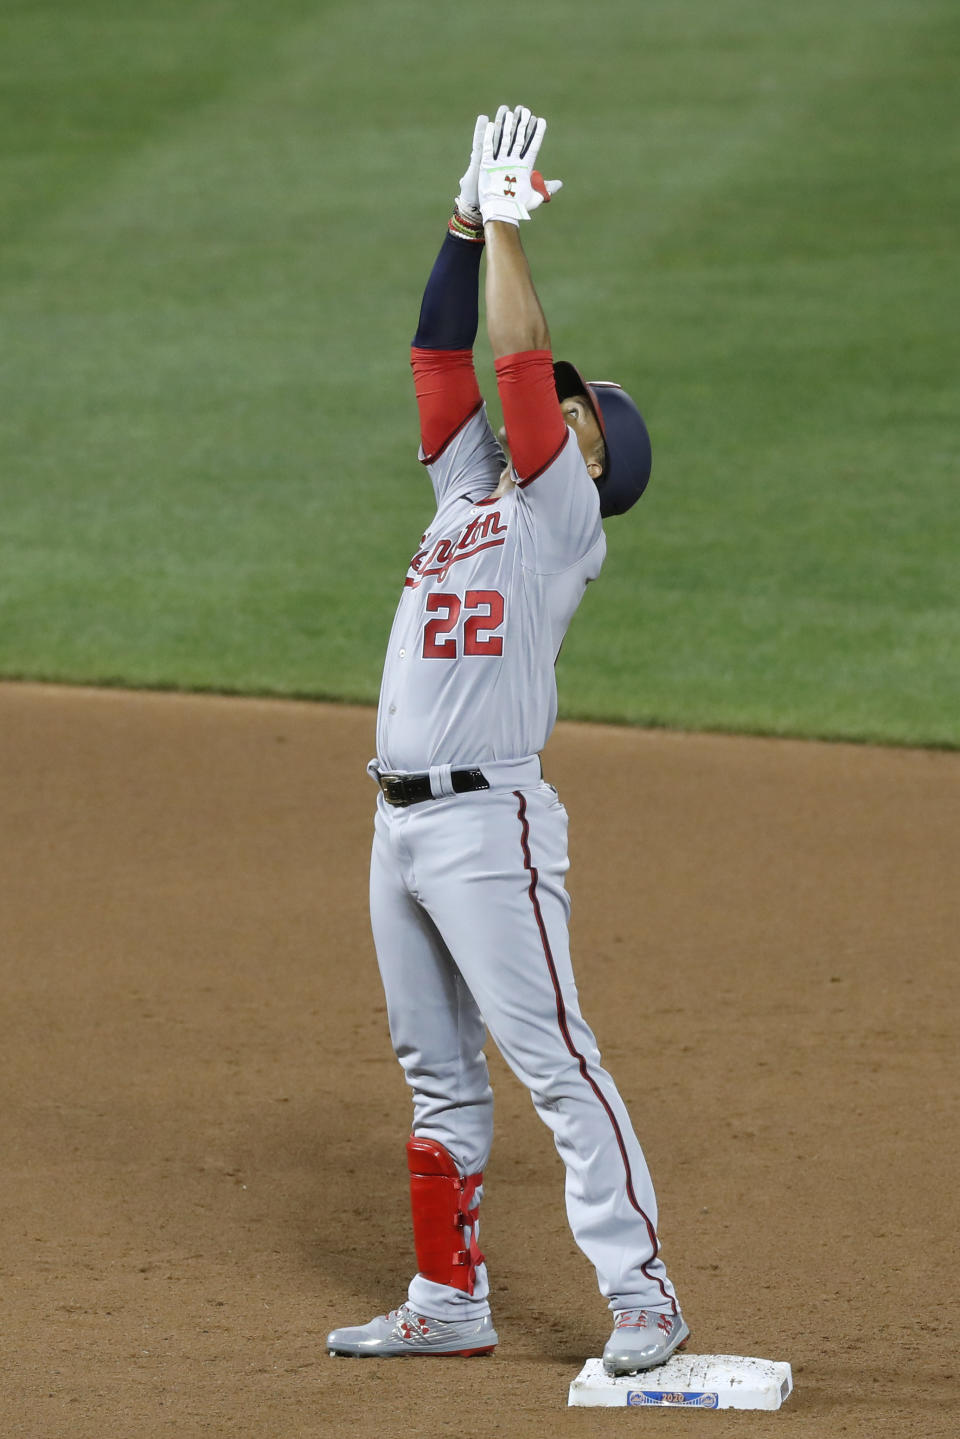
[410,117,489,464]
[478,105,562,359]
[478,106,566,481]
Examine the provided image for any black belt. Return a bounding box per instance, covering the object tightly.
[377,768,491,807]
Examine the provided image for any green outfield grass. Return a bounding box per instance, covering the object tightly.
[1,0,957,744]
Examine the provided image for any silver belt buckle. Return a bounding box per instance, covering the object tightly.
[378,772,407,806]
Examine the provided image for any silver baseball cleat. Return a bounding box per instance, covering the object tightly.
[602,1308,691,1375]
[327,1302,498,1358]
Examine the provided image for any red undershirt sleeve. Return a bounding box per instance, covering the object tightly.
[493,349,569,484]
[410,347,483,465]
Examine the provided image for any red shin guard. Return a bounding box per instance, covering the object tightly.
[406,1136,484,1295]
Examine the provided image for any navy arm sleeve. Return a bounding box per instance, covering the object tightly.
[412,233,484,351]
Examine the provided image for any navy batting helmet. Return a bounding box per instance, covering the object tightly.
[554,360,652,518]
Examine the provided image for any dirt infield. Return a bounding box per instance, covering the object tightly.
[1,683,957,1438]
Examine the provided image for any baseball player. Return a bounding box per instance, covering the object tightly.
[327,106,688,1375]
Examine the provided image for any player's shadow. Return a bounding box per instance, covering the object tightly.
[246,1101,412,1312]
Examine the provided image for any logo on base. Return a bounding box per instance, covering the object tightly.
[627,1390,719,1409]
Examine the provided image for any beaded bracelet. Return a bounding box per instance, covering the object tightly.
[448,207,485,243]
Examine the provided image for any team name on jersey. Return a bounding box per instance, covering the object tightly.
[404,508,508,590]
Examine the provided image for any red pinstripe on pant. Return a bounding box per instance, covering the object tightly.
[513,789,676,1316]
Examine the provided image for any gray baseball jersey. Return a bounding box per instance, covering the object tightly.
[375,408,605,772]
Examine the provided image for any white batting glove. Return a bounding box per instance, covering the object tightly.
[478,104,563,226]
[454,114,490,225]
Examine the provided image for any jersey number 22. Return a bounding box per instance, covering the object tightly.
[423,590,505,659]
